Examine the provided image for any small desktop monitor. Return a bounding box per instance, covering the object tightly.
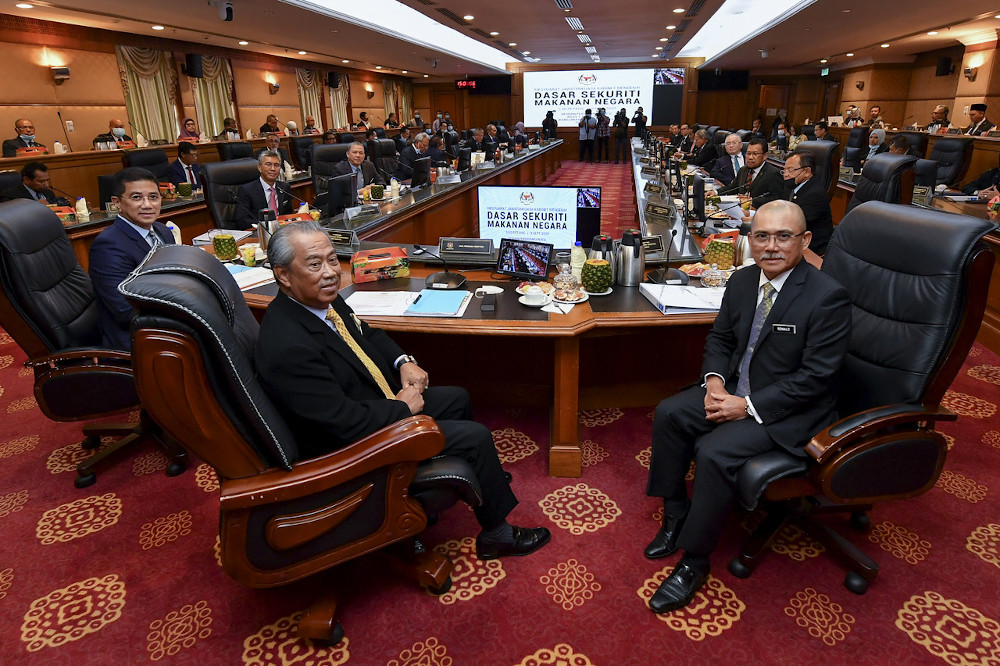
[494,238,554,281]
[690,174,706,221]
[410,156,431,188]
[326,172,357,217]
[457,147,472,172]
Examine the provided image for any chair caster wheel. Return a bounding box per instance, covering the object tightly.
[81,436,101,450]
[728,558,753,579]
[427,577,452,596]
[849,512,870,531]
[845,572,869,595]
[327,622,345,646]
[74,472,96,489]
[166,461,186,477]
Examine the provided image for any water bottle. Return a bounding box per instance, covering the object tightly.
[570,240,586,280]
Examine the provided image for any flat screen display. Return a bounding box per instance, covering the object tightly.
[495,238,553,280]
[477,185,601,249]
[523,69,655,127]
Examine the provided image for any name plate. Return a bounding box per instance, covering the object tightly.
[644,182,663,195]
[640,165,659,176]
[326,229,358,246]
[912,185,932,206]
[439,237,494,256]
[345,203,382,222]
[645,202,673,218]
[904,125,917,131]
[987,131,1000,138]
[642,235,664,254]
[839,166,855,180]
[946,128,963,135]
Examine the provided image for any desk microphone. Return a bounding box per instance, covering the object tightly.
[47,185,76,207]
[56,110,74,152]
[127,120,153,144]
[413,243,466,289]
[647,229,688,285]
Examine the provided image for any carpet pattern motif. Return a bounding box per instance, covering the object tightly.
[542,161,636,239]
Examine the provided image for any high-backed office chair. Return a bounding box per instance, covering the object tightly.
[289,136,315,170]
[711,129,729,149]
[0,170,21,196]
[312,143,352,194]
[705,125,720,140]
[373,139,399,180]
[120,245,482,643]
[122,148,171,181]
[800,124,815,140]
[374,128,387,139]
[0,199,186,488]
[896,131,929,157]
[735,130,750,141]
[797,140,842,199]
[928,137,975,187]
[729,201,996,594]
[460,129,470,142]
[201,159,259,230]
[845,153,917,213]
[218,141,254,161]
[841,126,870,172]
[914,158,938,187]
[338,132,356,144]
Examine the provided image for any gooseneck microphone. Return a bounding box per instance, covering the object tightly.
[48,185,77,207]
[56,110,74,152]
[413,243,467,290]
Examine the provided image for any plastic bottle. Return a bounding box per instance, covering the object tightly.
[390,177,399,199]
[570,240,586,280]
[74,197,90,221]
[165,221,183,244]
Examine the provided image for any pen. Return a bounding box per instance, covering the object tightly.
[412,294,421,304]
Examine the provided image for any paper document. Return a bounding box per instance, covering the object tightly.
[404,289,472,317]
[344,291,420,316]
[225,264,275,291]
[640,283,726,315]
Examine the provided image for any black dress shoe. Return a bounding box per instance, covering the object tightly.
[476,526,551,560]
[644,514,686,559]
[648,562,709,614]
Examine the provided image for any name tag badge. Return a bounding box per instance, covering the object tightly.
[772,323,796,335]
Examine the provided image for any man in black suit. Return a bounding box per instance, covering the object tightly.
[235,150,293,230]
[393,127,411,154]
[394,132,428,181]
[643,200,851,613]
[215,117,240,141]
[708,133,746,187]
[259,114,280,136]
[464,128,489,153]
[92,118,133,146]
[167,142,203,187]
[667,124,683,149]
[257,133,291,169]
[2,118,46,157]
[332,141,385,189]
[677,124,694,153]
[966,104,994,136]
[0,161,67,205]
[681,130,717,168]
[713,139,783,208]
[88,168,176,349]
[782,150,833,255]
[254,221,551,560]
[813,121,836,144]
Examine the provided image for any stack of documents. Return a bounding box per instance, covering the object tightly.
[640,283,726,315]
[225,264,275,291]
[344,289,472,318]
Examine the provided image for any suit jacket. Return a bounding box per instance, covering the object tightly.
[702,260,851,451]
[718,163,784,207]
[464,138,489,152]
[425,146,450,166]
[962,167,1000,195]
[967,120,995,136]
[235,179,293,230]
[394,144,421,181]
[93,132,133,145]
[708,152,745,186]
[393,135,410,153]
[89,216,175,349]
[167,159,203,187]
[0,183,66,206]
[255,291,410,457]
[331,159,385,187]
[688,143,718,168]
[786,177,834,255]
[2,137,47,158]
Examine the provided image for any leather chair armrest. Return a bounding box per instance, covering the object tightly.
[806,403,956,464]
[26,348,132,369]
[221,415,445,509]
[411,455,484,509]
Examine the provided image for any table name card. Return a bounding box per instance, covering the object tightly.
[642,235,664,254]
[326,229,358,247]
[439,237,494,256]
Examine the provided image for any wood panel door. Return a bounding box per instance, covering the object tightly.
[759,85,790,128]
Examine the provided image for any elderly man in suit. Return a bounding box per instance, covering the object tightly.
[167,142,203,187]
[395,132,429,182]
[0,161,67,205]
[234,150,293,230]
[88,168,176,349]
[257,132,291,170]
[2,118,46,157]
[332,141,385,191]
[708,133,746,187]
[711,139,784,209]
[254,220,551,560]
[643,199,851,613]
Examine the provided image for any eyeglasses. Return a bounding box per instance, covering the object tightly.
[749,231,806,245]
[782,165,804,174]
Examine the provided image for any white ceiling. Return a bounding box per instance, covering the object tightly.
[6,0,1000,77]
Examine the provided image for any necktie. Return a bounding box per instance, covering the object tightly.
[187,166,196,185]
[735,283,775,398]
[147,230,162,248]
[326,307,396,399]
[267,186,277,213]
[747,168,754,187]
[733,156,739,175]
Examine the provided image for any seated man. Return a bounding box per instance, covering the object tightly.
[666,124,683,148]
[961,158,1000,197]
[255,221,551,559]
[708,134,747,188]
[235,150,293,230]
[887,135,920,157]
[712,139,784,209]
[215,117,240,141]
[464,128,489,153]
[395,132,428,181]
[322,130,338,145]
[681,130,717,168]
[92,118,133,146]
[782,150,833,255]
[966,104,994,136]
[259,114,280,136]
[302,115,320,135]
[256,133,291,170]
[2,118,46,157]
[926,105,950,134]
[88,168,176,349]
[332,141,385,189]
[425,135,450,166]
[393,127,411,153]
[168,142,203,187]
[643,200,851,613]
[812,121,835,144]
[866,105,885,127]
[0,161,68,205]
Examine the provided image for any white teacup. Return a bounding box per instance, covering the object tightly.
[523,285,545,305]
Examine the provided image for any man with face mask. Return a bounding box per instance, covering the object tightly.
[3,118,46,157]
[578,110,597,162]
[432,110,444,133]
[781,150,833,255]
[595,108,611,163]
[92,118,133,147]
[411,112,423,128]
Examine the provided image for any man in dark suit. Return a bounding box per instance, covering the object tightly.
[2,118,46,158]
[393,127,411,154]
[463,128,489,153]
[255,220,551,559]
[0,161,67,205]
[714,139,783,208]
[966,104,994,136]
[92,118,133,146]
[682,130,717,168]
[782,150,833,255]
[813,121,836,144]
[708,133,746,186]
[257,133,291,169]
[394,132,429,181]
[215,117,241,141]
[88,168,176,349]
[167,142,203,187]
[643,200,851,613]
[331,141,385,189]
[235,150,293,230]
[259,114,280,136]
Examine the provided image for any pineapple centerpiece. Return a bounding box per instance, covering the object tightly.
[703,238,734,270]
[370,184,384,200]
[581,259,613,293]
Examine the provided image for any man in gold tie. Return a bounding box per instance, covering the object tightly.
[254,221,551,560]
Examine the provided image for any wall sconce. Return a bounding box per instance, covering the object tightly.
[964,66,979,82]
[268,81,280,95]
[855,80,864,91]
[50,66,70,84]
[364,83,375,100]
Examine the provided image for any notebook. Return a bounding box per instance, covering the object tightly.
[403,289,472,317]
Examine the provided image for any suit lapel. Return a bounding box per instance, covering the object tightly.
[114,217,155,257]
[755,261,809,349]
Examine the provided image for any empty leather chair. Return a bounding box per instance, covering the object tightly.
[796,140,842,198]
[928,137,975,187]
[735,130,750,141]
[0,199,186,487]
[218,141,254,161]
[374,128,387,139]
[122,148,171,181]
[289,136,315,170]
[896,131,928,158]
[200,158,259,230]
[841,126,870,172]
[845,153,917,213]
[729,201,997,594]
[121,244,481,644]
[0,170,21,197]
[712,129,730,150]
[914,158,938,187]
[312,143,352,194]
[338,132,355,144]
[373,139,399,180]
[705,125,720,140]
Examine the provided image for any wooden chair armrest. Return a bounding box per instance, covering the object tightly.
[806,404,956,464]
[26,348,133,368]
[221,415,445,509]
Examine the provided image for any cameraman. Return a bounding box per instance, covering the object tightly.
[578,109,597,162]
[632,107,647,140]
[613,108,630,164]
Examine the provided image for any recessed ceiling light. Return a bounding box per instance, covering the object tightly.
[880,43,889,48]
[820,58,828,63]
[508,42,517,46]
[342,59,349,63]
[375,65,382,69]
[655,46,663,50]
[402,70,408,73]
[673,8,685,13]
[490,31,499,36]
[238,40,249,46]
[927,31,938,35]
[298,50,307,55]
[463,14,474,20]
[659,37,668,42]
[522,51,530,55]
[564,8,571,11]
[151,25,164,30]
[423,74,429,78]
[666,25,676,29]
[846,52,854,56]
[15,2,33,7]
[842,8,850,11]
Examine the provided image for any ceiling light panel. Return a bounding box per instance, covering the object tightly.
[678,0,816,66]
[577,34,592,43]
[566,17,584,30]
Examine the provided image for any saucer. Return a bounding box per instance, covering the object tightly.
[584,287,613,296]
[519,294,552,308]
[554,292,588,304]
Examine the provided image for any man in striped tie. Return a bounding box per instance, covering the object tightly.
[643,200,851,613]
[255,221,551,560]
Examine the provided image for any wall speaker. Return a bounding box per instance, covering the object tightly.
[184,53,204,79]
[327,72,341,88]
[936,57,955,77]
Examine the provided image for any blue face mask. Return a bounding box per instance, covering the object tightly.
[112,127,126,138]
[19,134,35,142]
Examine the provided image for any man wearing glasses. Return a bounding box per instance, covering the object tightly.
[3,118,46,157]
[712,138,783,209]
[782,150,834,256]
[643,199,851,614]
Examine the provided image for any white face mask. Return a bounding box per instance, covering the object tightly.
[437,114,442,119]
[777,130,786,137]
[112,127,126,138]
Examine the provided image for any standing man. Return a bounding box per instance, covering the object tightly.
[255,221,551,559]
[0,162,67,205]
[632,107,647,139]
[3,118,46,157]
[966,104,994,136]
[168,142,203,187]
[88,168,176,349]
[235,150,293,230]
[713,139,783,208]
[332,141,385,189]
[643,200,851,613]
[613,108,630,164]
[782,150,833,255]
[594,108,611,164]
[578,109,597,163]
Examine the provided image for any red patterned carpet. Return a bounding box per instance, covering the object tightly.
[3,319,1000,664]
[542,160,637,239]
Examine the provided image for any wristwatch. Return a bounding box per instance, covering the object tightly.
[396,355,418,370]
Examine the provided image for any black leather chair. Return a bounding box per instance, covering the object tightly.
[0,170,21,196]
[374,128,387,139]
[928,137,975,187]
[373,139,399,180]
[800,125,815,140]
[796,140,842,199]
[218,142,254,161]
[914,158,938,187]
[845,153,917,213]
[289,136,315,170]
[121,244,481,644]
[735,130,750,141]
[201,159,259,230]
[338,132,356,144]
[841,126,870,172]
[896,131,929,158]
[122,148,171,181]
[729,201,996,594]
[705,125,721,140]
[712,129,730,150]
[312,143,352,194]
[0,199,186,487]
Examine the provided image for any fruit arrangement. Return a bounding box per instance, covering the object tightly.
[176,182,192,197]
[703,238,734,270]
[158,182,176,199]
[370,184,384,199]
[212,233,239,261]
[581,258,613,293]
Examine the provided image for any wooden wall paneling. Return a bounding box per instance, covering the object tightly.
[412,84,432,123]
[232,62,301,133]
[904,47,962,125]
[695,91,748,130]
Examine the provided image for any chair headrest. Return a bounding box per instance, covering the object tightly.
[860,153,917,181]
[202,159,259,186]
[313,143,351,164]
[375,139,397,157]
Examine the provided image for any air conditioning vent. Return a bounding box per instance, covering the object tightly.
[566,17,584,30]
[435,8,470,25]
[687,0,705,16]
[554,0,573,8]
